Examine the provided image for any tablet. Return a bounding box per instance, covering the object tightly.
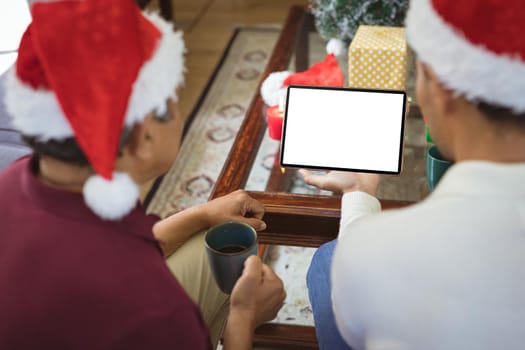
[280,85,407,174]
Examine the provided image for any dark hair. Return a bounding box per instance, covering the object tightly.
[22,109,172,166]
[23,127,133,166]
[476,102,525,131]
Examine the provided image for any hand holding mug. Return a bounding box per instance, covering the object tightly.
[201,189,266,231]
[221,256,286,348]
[230,255,286,327]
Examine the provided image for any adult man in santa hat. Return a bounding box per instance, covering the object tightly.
[0,0,285,349]
[303,0,525,349]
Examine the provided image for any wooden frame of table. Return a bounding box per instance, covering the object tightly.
[210,5,414,348]
[210,5,413,248]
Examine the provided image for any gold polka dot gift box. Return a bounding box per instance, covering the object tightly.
[348,25,407,90]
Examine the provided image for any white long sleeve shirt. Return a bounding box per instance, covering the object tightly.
[332,161,525,350]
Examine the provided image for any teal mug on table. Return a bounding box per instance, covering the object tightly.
[204,221,258,294]
[426,145,453,191]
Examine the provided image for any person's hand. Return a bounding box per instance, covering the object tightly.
[200,189,266,231]
[230,255,286,328]
[299,169,380,196]
[222,255,285,349]
[153,190,265,257]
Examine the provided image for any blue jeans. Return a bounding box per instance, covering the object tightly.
[307,240,353,350]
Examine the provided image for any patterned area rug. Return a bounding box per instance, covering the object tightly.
[146,27,322,326]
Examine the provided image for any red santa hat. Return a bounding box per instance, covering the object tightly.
[406,0,525,113]
[4,0,185,220]
[260,38,345,106]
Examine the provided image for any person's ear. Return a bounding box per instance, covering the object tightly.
[424,64,457,116]
[124,113,156,161]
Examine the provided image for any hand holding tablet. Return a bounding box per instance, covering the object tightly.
[298,168,381,195]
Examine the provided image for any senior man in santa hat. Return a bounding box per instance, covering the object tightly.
[303,0,525,349]
[0,0,285,349]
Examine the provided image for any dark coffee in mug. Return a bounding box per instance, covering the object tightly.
[218,244,247,253]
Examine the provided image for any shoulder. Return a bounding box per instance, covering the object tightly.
[0,155,29,185]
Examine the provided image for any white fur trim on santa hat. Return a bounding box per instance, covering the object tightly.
[3,11,185,141]
[125,12,186,124]
[406,0,525,113]
[326,38,345,57]
[260,71,290,106]
[83,172,139,221]
[4,68,73,141]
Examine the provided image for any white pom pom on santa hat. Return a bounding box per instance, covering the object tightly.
[83,173,140,221]
[260,71,291,107]
[260,39,344,107]
[326,38,345,57]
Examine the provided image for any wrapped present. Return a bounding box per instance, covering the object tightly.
[348,25,407,90]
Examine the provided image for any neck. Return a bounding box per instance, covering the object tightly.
[456,130,525,163]
[448,106,525,163]
[37,156,93,192]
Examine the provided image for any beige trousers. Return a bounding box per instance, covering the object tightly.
[165,231,230,348]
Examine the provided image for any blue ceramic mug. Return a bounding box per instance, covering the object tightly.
[205,221,258,294]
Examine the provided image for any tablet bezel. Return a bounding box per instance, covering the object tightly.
[279,85,407,175]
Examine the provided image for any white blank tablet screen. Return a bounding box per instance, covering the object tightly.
[280,86,406,174]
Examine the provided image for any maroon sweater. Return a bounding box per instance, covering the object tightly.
[0,156,211,349]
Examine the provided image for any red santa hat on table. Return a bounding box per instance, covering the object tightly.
[260,38,345,106]
[4,0,185,220]
[406,0,525,113]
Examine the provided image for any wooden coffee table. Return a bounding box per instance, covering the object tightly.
[210,5,427,348]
